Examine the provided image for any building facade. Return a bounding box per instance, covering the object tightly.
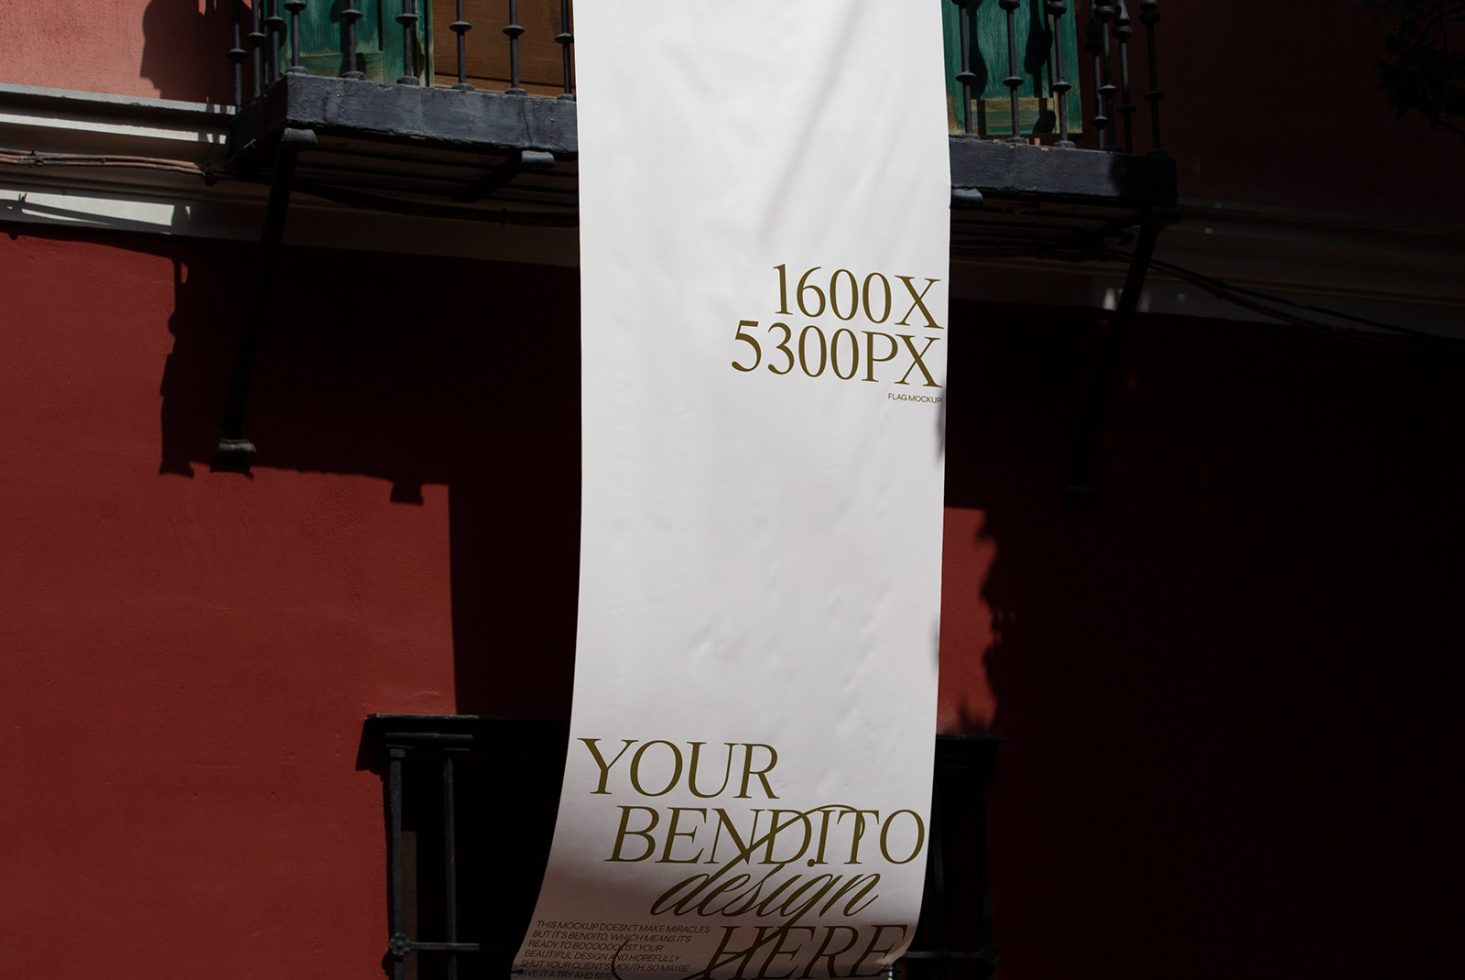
[2,3,1462,979]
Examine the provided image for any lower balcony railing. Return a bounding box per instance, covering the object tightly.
[364,716,1002,980]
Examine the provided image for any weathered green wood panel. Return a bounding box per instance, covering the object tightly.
[942,0,1083,139]
[279,1,432,85]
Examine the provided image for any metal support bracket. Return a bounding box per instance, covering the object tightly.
[952,186,986,208]
[215,126,317,468]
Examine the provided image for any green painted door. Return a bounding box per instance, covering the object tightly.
[280,1,432,85]
[941,0,1083,139]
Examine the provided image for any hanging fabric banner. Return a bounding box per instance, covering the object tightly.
[515,3,951,978]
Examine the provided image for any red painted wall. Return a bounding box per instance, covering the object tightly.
[0,227,580,976]
[0,1,235,104]
[1163,1,1465,222]
[4,224,1461,978]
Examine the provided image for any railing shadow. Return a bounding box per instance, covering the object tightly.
[140,0,238,104]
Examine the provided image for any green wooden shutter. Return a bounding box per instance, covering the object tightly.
[285,1,432,85]
[941,0,1083,139]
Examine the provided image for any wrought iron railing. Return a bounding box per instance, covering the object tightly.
[226,1,1162,155]
[364,716,1001,980]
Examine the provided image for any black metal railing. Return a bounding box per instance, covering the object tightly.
[228,0,575,104]
[364,716,1001,980]
[226,1,1159,155]
[948,0,1162,154]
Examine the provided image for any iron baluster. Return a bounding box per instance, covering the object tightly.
[999,0,1024,142]
[928,775,953,980]
[284,0,306,74]
[557,0,574,100]
[450,1,473,90]
[1115,1,1136,152]
[505,0,526,95]
[266,0,285,84]
[397,0,421,85]
[228,1,246,107]
[1095,2,1119,151]
[342,0,364,79]
[1141,0,1163,152]
[387,748,406,980]
[955,1,976,136]
[973,758,996,980]
[444,754,459,980]
[1046,1,1074,147]
[1086,6,1108,150]
[248,0,265,96]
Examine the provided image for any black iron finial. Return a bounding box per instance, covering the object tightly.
[505,0,527,95]
[1045,1,1074,147]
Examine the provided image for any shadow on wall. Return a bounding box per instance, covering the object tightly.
[942,299,1465,980]
[148,226,1465,978]
[158,238,582,719]
[140,0,238,104]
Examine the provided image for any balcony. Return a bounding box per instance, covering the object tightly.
[222,1,1175,248]
[212,2,1176,461]
[364,715,1002,980]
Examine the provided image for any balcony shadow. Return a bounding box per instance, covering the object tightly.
[942,297,1465,980]
[140,0,238,105]
[158,234,581,719]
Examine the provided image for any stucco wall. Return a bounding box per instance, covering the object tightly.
[4,222,1461,978]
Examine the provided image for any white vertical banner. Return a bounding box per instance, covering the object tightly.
[515,3,951,979]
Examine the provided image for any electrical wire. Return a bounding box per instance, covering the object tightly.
[4,148,1458,347]
[0,148,221,181]
[955,238,1463,349]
